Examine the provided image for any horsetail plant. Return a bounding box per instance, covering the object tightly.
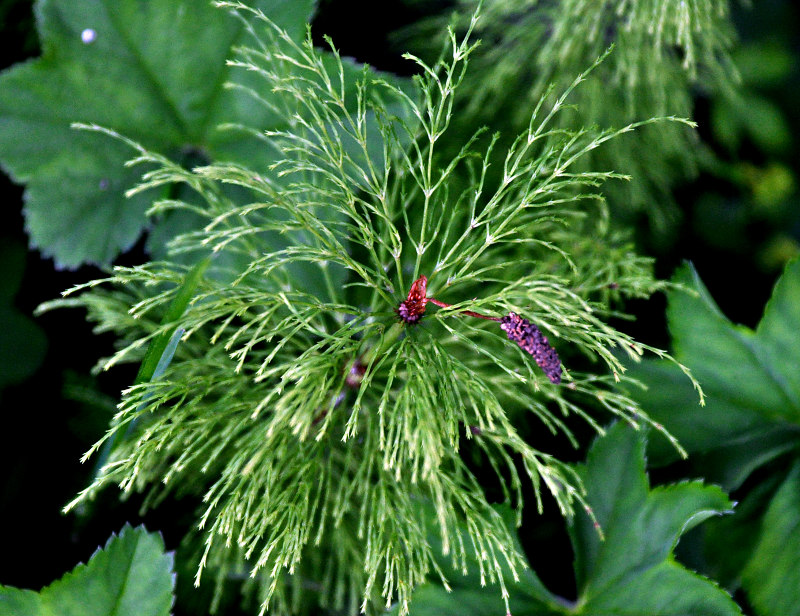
[42,3,700,615]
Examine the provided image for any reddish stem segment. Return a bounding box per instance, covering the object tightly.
[397,275,430,324]
[396,275,501,322]
[426,297,501,322]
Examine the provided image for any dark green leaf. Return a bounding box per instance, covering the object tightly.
[0,525,174,616]
[627,260,800,615]
[0,306,47,388]
[0,0,314,267]
[702,473,784,589]
[0,242,46,388]
[634,361,797,487]
[628,260,800,489]
[0,241,26,300]
[742,462,800,616]
[151,326,184,381]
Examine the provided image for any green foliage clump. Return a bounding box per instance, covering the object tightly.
[395,423,740,616]
[40,3,699,615]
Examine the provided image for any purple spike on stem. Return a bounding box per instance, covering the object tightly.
[500,313,562,384]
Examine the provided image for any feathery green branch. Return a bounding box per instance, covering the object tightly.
[46,4,700,614]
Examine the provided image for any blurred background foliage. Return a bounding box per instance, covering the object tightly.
[0,0,798,614]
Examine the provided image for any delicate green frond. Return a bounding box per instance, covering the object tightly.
[52,4,699,615]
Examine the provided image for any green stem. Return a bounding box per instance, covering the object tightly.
[361,321,405,367]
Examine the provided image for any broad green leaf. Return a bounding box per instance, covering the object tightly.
[569,423,739,616]
[399,424,739,616]
[0,0,314,267]
[628,259,800,489]
[0,525,174,616]
[741,461,800,616]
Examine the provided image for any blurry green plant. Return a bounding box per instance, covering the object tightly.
[711,42,793,155]
[702,39,799,271]
[401,0,739,229]
[0,241,46,391]
[29,2,709,614]
[628,258,800,616]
